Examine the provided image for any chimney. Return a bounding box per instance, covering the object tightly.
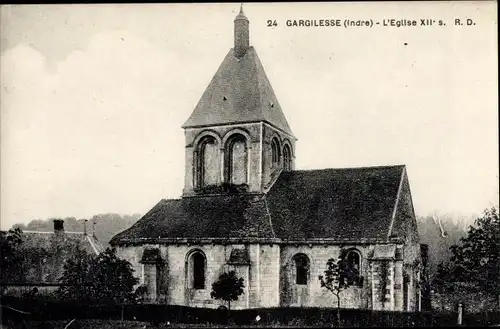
[84,219,88,235]
[234,4,249,58]
[53,219,64,235]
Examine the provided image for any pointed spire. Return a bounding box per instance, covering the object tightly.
[235,3,248,21]
[234,3,249,58]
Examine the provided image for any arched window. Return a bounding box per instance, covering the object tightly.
[197,137,219,187]
[343,249,363,287]
[225,134,248,185]
[293,253,309,285]
[188,251,206,290]
[271,137,281,168]
[347,250,360,271]
[283,144,292,171]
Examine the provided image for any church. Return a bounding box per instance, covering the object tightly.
[110,7,422,311]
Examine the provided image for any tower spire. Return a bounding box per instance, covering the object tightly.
[234,3,249,58]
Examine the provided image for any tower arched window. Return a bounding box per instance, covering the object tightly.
[197,136,219,188]
[225,134,248,185]
[283,144,292,172]
[293,253,310,285]
[188,251,206,290]
[271,137,281,168]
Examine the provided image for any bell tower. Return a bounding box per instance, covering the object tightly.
[182,5,296,196]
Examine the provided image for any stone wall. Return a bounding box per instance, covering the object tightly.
[182,122,295,196]
[183,123,262,195]
[163,244,228,308]
[370,260,397,311]
[117,243,280,309]
[393,260,404,310]
[391,169,422,311]
[261,123,295,189]
[227,264,250,309]
[279,245,372,309]
[259,244,280,307]
[116,245,148,285]
[117,242,422,311]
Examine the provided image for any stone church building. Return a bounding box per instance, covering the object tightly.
[110,7,422,311]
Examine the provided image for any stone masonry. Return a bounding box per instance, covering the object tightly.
[117,241,420,311]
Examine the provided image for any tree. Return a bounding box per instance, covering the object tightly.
[58,247,139,304]
[133,284,148,304]
[0,227,25,285]
[88,248,139,304]
[319,250,362,326]
[210,270,245,311]
[434,207,500,306]
[57,246,94,302]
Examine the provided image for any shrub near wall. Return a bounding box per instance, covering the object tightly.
[431,289,499,313]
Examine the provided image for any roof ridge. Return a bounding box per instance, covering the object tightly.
[160,198,182,203]
[263,168,283,193]
[23,230,86,235]
[252,48,294,137]
[86,235,101,255]
[181,192,263,200]
[290,164,406,173]
[263,196,276,238]
[387,167,407,240]
[254,47,268,129]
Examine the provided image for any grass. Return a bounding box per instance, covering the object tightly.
[2,319,335,329]
[6,317,500,328]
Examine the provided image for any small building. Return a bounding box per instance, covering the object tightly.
[110,6,423,311]
[1,219,104,297]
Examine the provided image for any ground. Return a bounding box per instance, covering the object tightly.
[4,319,500,328]
[0,320,333,328]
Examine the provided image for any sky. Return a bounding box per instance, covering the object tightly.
[1,2,498,230]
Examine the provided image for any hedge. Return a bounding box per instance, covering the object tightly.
[1,296,499,327]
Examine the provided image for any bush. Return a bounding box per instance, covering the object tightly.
[133,285,148,303]
[57,247,139,304]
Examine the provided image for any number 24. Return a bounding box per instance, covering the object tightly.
[267,20,278,27]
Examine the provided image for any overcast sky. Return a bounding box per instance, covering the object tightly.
[1,2,498,230]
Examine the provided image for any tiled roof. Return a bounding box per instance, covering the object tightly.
[266,165,406,241]
[5,231,104,285]
[110,194,276,245]
[110,165,410,245]
[182,47,294,137]
[21,231,104,255]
